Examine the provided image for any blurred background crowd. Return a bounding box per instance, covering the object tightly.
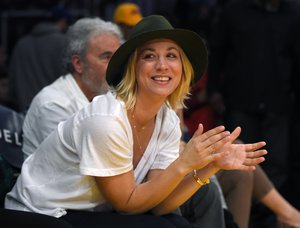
[0,0,220,107]
[0,0,224,75]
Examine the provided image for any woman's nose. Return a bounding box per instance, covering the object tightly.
[155,57,168,71]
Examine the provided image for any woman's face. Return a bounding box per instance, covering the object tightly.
[135,39,183,100]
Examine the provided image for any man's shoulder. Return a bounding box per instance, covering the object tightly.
[28,76,72,110]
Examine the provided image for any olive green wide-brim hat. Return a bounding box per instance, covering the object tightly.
[106,15,208,87]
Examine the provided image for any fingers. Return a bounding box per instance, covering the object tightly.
[197,126,230,148]
[244,141,266,152]
[206,134,230,155]
[243,157,266,166]
[235,157,266,171]
[210,149,229,161]
[245,149,268,159]
[191,125,230,153]
[228,127,241,143]
[185,125,231,169]
[204,125,227,138]
[237,165,257,172]
[193,124,204,137]
[241,148,267,170]
[193,125,225,140]
[188,125,243,170]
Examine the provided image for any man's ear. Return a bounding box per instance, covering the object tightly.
[71,55,83,74]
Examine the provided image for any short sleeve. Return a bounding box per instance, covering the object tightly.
[74,114,133,177]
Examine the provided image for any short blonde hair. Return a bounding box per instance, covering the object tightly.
[115,46,194,110]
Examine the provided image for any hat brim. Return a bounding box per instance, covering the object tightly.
[106,29,207,87]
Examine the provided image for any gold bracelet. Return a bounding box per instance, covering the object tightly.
[193,170,210,186]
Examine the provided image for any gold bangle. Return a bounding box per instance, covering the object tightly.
[193,170,210,186]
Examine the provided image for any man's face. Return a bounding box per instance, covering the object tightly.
[81,33,120,98]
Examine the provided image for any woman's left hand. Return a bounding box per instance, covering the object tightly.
[213,127,267,171]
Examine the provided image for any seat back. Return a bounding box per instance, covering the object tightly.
[0,105,25,207]
[0,105,24,169]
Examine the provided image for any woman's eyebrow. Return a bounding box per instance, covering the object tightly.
[140,46,178,53]
[140,47,155,53]
[167,46,179,51]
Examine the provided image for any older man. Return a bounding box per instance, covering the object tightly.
[22,17,123,159]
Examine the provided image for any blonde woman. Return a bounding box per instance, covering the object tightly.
[5,15,267,227]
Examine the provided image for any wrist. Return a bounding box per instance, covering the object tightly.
[203,162,220,174]
[193,169,210,186]
[193,163,220,183]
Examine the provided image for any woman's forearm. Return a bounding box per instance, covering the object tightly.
[151,163,220,215]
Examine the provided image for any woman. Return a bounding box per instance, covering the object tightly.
[5,15,267,227]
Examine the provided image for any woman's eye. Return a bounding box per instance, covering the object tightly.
[167,53,177,58]
[143,53,155,59]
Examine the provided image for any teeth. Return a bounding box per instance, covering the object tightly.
[153,76,170,81]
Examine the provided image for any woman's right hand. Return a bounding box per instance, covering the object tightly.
[213,127,267,171]
[179,124,231,171]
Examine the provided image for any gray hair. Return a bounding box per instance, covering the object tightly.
[63,17,123,73]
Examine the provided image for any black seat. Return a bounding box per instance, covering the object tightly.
[0,104,24,169]
[0,105,24,207]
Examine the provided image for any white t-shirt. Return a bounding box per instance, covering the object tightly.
[22,74,89,159]
[5,92,181,217]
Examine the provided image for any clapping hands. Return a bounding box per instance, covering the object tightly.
[213,127,267,171]
[181,124,267,172]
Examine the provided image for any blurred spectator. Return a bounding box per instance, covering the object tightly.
[208,0,299,192]
[175,0,218,41]
[184,71,220,136]
[8,5,70,111]
[0,46,14,109]
[113,2,143,40]
[207,0,300,227]
[0,74,14,109]
[288,0,300,211]
[289,45,300,210]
